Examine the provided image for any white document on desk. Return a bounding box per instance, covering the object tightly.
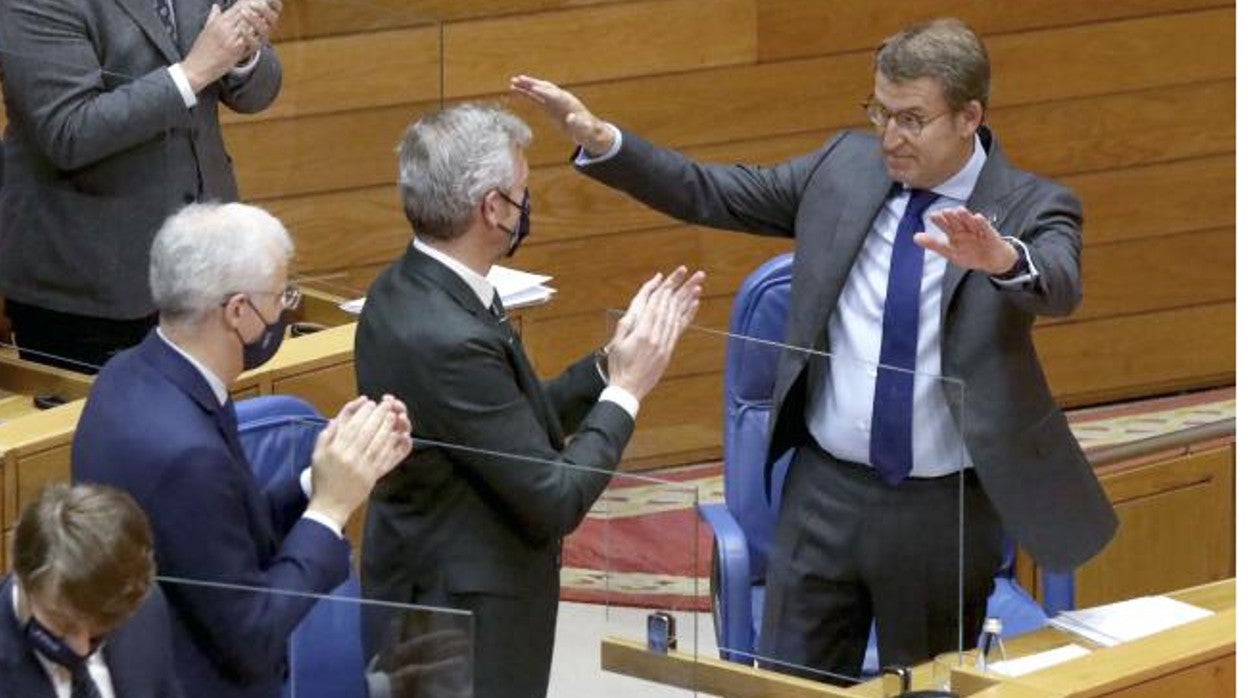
[1049,596,1214,646]
[988,644,1091,677]
[338,264,556,314]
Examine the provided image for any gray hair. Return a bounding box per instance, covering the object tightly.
[149,202,293,326]
[397,102,532,241]
[875,18,990,112]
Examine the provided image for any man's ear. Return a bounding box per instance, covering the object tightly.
[960,100,985,137]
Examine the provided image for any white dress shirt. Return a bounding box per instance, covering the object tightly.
[411,237,640,417]
[155,328,343,535]
[11,585,116,698]
[805,139,991,477]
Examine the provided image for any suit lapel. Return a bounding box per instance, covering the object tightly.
[401,247,565,445]
[940,127,1017,321]
[0,578,57,698]
[110,0,182,64]
[799,154,892,350]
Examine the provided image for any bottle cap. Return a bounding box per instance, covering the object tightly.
[983,616,1003,634]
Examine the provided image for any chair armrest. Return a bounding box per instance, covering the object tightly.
[697,502,755,663]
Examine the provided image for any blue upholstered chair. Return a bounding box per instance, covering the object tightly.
[697,253,1074,674]
[236,395,368,698]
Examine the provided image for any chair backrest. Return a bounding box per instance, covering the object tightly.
[234,395,367,698]
[236,395,324,487]
[723,253,795,584]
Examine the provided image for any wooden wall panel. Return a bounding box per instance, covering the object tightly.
[442,0,757,98]
[757,0,1232,62]
[1035,303,1234,407]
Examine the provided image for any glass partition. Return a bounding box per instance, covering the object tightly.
[589,308,978,692]
[158,575,474,698]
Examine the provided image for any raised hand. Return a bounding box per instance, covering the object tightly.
[180,4,255,91]
[307,395,413,529]
[606,266,705,400]
[916,206,1019,274]
[509,74,616,156]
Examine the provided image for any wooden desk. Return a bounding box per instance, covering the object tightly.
[602,579,1235,698]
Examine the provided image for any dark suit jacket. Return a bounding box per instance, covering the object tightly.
[0,0,281,319]
[355,246,632,635]
[0,577,184,698]
[72,332,349,698]
[580,127,1117,571]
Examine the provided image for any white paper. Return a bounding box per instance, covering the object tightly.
[988,644,1091,677]
[337,264,557,315]
[1048,596,1213,647]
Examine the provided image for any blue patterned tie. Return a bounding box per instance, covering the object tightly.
[869,188,940,485]
[154,0,178,42]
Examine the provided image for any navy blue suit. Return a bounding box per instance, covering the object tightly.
[0,576,184,698]
[72,332,350,698]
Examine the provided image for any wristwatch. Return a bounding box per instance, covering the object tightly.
[991,238,1030,281]
[594,347,610,384]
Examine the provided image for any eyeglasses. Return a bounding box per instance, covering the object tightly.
[862,97,950,137]
[222,283,302,311]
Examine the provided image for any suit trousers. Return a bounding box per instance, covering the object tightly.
[757,440,1002,684]
[7,299,156,374]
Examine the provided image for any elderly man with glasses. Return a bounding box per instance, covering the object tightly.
[72,202,414,698]
[513,17,1116,684]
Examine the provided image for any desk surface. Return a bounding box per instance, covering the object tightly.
[845,577,1235,697]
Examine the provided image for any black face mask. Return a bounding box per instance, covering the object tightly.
[237,298,290,370]
[495,188,531,257]
[25,615,100,670]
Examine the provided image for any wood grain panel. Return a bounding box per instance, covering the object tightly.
[1069,155,1234,246]
[273,0,619,41]
[1036,303,1234,407]
[225,25,444,122]
[622,372,722,468]
[1071,228,1233,322]
[443,0,756,99]
[758,0,1232,62]
[1076,448,1233,607]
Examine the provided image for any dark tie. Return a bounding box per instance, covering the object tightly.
[869,188,940,485]
[69,663,102,698]
[154,0,178,42]
[489,291,506,320]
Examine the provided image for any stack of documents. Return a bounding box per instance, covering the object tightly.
[1048,595,1213,646]
[339,264,556,314]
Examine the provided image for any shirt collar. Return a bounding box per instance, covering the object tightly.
[925,134,987,203]
[411,237,496,310]
[156,327,229,406]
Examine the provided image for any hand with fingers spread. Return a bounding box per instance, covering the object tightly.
[307,394,413,529]
[916,206,1020,274]
[509,74,616,157]
[606,266,706,400]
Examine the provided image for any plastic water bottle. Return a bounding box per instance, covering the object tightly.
[978,616,1007,671]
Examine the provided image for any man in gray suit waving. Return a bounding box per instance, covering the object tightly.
[0,0,283,372]
[514,17,1116,682]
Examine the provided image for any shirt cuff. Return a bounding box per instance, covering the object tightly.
[990,236,1040,288]
[166,64,198,108]
[302,511,344,538]
[299,467,313,498]
[573,123,624,165]
[230,49,263,78]
[599,385,639,419]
